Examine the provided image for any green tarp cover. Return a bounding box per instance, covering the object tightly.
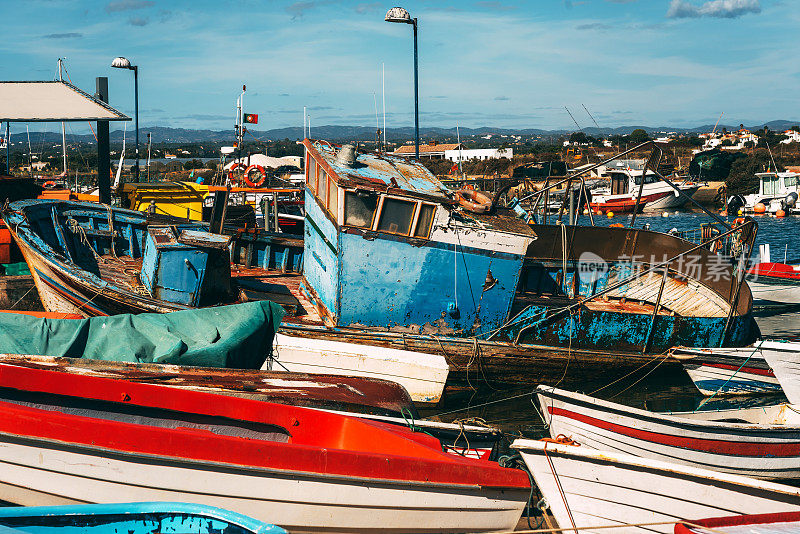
[0,300,285,369]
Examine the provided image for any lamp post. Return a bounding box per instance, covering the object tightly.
[385,7,419,160]
[111,56,139,181]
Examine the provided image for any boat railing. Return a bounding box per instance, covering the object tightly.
[510,141,730,230]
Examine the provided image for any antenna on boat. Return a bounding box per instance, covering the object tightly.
[382,62,387,149]
[564,106,583,132]
[373,92,381,150]
[711,112,724,135]
[26,126,32,178]
[58,58,68,177]
[303,106,307,140]
[456,122,463,176]
[582,104,601,130]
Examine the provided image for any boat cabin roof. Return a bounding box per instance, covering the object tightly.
[304,139,451,201]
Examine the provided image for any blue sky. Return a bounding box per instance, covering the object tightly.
[1,0,798,132]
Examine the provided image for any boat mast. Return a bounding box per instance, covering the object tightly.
[58,58,67,177]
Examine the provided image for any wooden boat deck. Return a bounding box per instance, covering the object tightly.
[96,255,148,295]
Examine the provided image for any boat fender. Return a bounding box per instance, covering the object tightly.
[456,188,493,214]
[244,165,267,188]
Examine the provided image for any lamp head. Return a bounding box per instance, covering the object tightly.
[111,57,133,69]
[385,6,413,23]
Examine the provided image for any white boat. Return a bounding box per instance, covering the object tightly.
[590,165,699,214]
[671,343,782,396]
[511,438,800,534]
[741,171,800,214]
[267,333,450,404]
[762,343,800,405]
[536,385,800,479]
[747,260,800,310]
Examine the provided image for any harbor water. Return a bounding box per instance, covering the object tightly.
[422,210,800,437]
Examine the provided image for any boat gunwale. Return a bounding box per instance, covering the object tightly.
[537,385,799,434]
[510,438,800,499]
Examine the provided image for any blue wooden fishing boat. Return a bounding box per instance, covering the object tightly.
[0,502,285,534]
[2,139,760,385]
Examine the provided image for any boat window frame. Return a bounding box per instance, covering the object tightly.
[412,202,437,239]
[343,189,380,229]
[327,176,339,220]
[318,167,328,206]
[306,154,317,191]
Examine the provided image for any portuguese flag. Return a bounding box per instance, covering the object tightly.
[243,113,258,124]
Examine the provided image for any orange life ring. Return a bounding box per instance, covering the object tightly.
[733,217,746,227]
[244,164,267,188]
[456,188,493,214]
[43,181,57,189]
[227,163,244,186]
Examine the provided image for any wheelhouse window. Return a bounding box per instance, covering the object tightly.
[785,175,797,188]
[318,169,328,205]
[307,157,317,190]
[763,174,778,195]
[377,198,415,235]
[328,179,338,218]
[344,191,378,228]
[414,204,436,238]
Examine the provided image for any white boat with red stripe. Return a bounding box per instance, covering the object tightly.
[535,384,800,480]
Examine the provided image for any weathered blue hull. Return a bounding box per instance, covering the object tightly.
[492,304,758,352]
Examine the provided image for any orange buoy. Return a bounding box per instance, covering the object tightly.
[754,202,767,214]
[776,209,786,218]
[456,188,493,214]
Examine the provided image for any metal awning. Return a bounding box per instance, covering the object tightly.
[0,81,130,122]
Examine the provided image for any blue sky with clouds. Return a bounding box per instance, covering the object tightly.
[1,0,797,132]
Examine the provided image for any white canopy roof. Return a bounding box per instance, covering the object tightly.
[224,153,302,171]
[0,81,130,122]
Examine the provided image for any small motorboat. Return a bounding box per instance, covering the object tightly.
[0,359,530,532]
[747,261,800,311]
[511,438,800,534]
[536,384,800,479]
[672,343,782,396]
[589,166,698,214]
[0,502,285,534]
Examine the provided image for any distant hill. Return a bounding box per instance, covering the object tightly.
[14,120,800,144]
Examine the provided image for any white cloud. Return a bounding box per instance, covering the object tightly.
[667,0,761,19]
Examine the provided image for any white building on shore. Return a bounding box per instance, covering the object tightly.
[444,147,513,162]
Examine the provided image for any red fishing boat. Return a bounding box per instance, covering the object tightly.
[0,361,530,533]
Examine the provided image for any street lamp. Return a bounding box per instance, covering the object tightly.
[111,56,139,181]
[385,7,419,160]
